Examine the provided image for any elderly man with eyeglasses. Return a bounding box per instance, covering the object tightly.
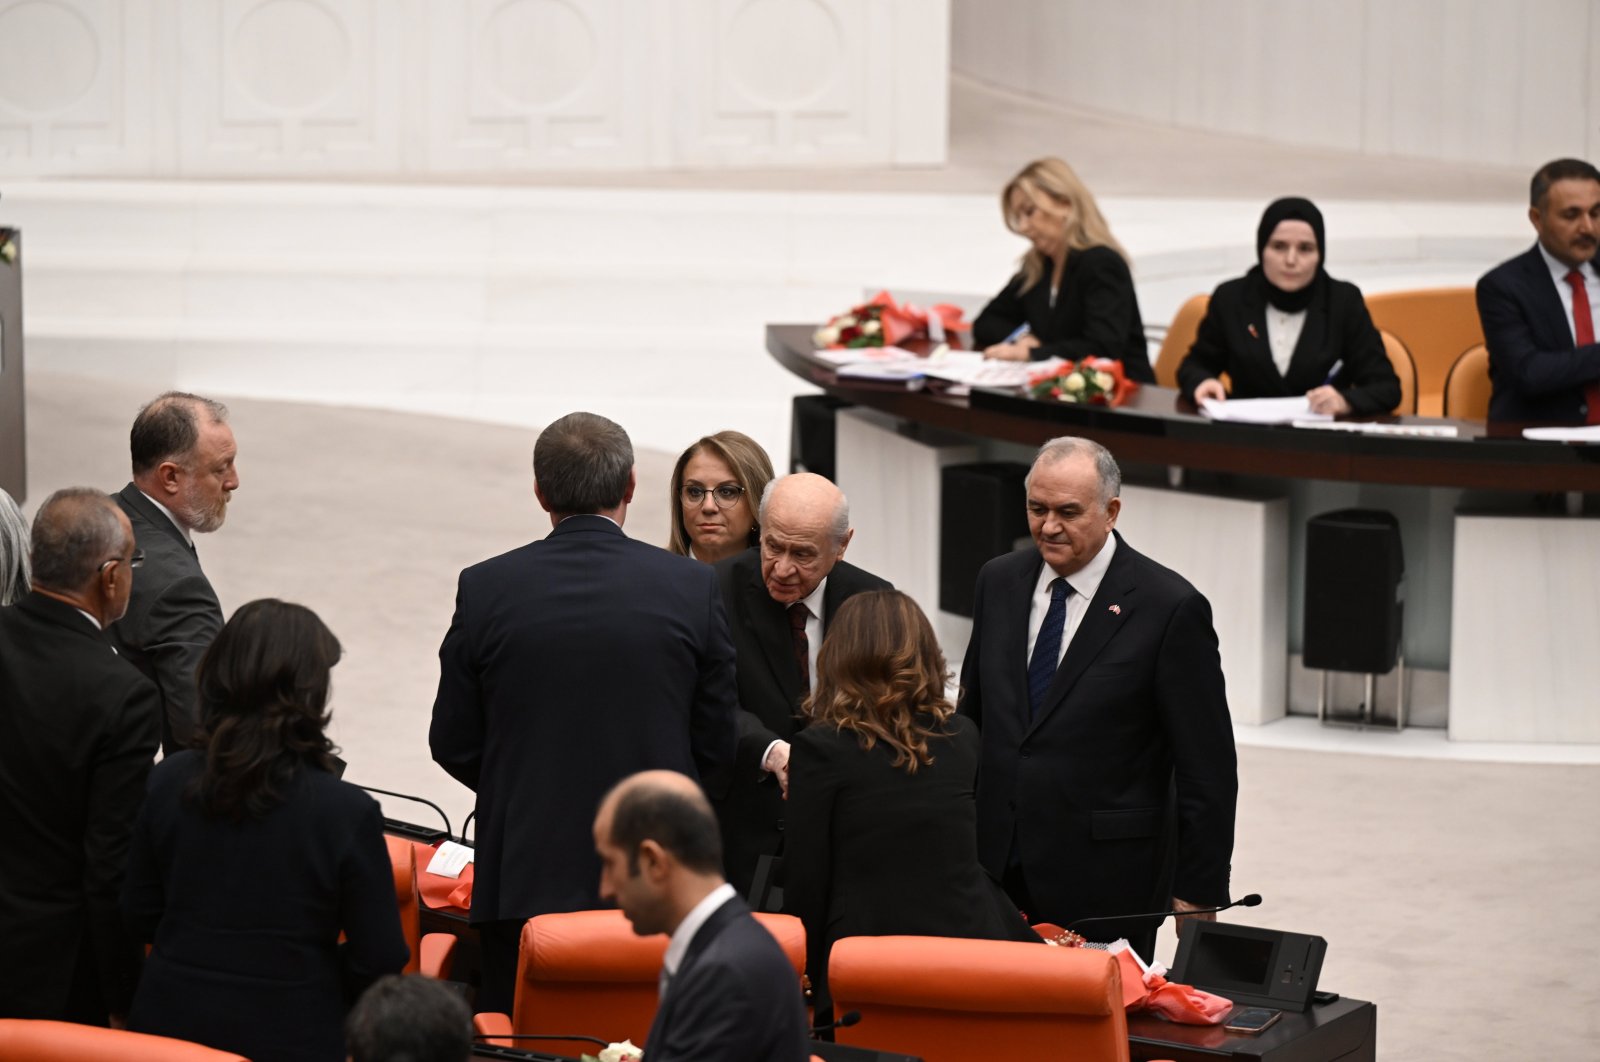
[711,472,890,907]
[0,488,161,1026]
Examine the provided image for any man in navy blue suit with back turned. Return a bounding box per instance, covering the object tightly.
[1477,157,1600,423]
[430,412,739,1014]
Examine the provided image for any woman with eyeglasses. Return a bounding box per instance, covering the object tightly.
[666,431,775,565]
[785,590,1038,1028]
[972,157,1154,381]
[121,599,407,1062]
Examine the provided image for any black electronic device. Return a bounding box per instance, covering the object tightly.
[1222,1006,1282,1034]
[791,394,852,480]
[1170,921,1326,1013]
[1303,508,1404,673]
[938,462,1030,617]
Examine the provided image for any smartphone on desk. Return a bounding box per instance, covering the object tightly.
[1223,1006,1282,1035]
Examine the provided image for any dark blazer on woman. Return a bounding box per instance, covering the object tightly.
[972,245,1153,381]
[785,714,1036,1010]
[122,751,408,1062]
[1176,274,1401,414]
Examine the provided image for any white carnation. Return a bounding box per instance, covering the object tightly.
[862,319,881,335]
[598,1041,642,1062]
[1063,372,1086,392]
[1095,370,1114,390]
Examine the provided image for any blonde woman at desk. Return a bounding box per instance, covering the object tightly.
[972,157,1154,382]
[1178,197,1401,416]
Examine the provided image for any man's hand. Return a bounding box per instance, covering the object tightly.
[763,740,791,798]
[1193,378,1228,403]
[1172,896,1216,938]
[1304,385,1351,416]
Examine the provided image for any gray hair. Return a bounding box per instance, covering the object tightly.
[131,391,229,475]
[758,474,851,547]
[533,412,634,514]
[1025,436,1122,507]
[0,488,30,605]
[30,488,127,594]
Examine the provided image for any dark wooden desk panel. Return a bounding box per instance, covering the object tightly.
[767,324,1600,492]
[1128,998,1376,1062]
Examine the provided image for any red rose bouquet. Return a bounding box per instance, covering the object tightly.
[1026,358,1138,407]
[814,290,969,349]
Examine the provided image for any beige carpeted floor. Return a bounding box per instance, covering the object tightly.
[19,371,1599,1060]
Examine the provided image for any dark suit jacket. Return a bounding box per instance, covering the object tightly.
[958,534,1237,946]
[109,484,223,752]
[1477,244,1600,422]
[786,715,1037,1009]
[644,895,808,1062]
[1176,274,1402,415]
[972,245,1154,381]
[122,752,408,1062]
[0,593,160,1022]
[430,515,738,924]
[711,549,890,900]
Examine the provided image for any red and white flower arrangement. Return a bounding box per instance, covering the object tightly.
[1026,357,1138,407]
[813,290,968,349]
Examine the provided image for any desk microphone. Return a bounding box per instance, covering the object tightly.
[1064,893,1262,934]
[810,1010,862,1036]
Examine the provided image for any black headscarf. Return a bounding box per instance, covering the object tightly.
[1250,197,1327,313]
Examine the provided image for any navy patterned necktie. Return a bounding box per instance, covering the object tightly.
[788,602,811,698]
[1026,578,1072,720]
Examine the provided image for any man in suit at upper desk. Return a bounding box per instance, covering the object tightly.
[110,392,239,753]
[1478,157,1600,423]
[595,770,808,1062]
[430,412,739,1014]
[0,489,160,1024]
[959,437,1237,960]
[713,472,890,903]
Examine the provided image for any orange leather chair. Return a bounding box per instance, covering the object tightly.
[1443,342,1492,419]
[828,935,1132,1062]
[1364,287,1484,416]
[1151,293,1211,388]
[0,1020,249,1061]
[474,908,806,1058]
[383,834,457,978]
[1379,329,1418,414]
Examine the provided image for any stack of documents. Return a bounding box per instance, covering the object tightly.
[1199,396,1330,424]
[1522,425,1600,443]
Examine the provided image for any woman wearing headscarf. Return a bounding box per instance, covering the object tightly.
[972,157,1154,381]
[1177,197,1401,415]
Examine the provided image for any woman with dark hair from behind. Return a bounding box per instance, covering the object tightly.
[121,599,407,1062]
[785,590,1038,1027]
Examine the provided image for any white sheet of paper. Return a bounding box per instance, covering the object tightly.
[1200,396,1330,424]
[1522,424,1600,442]
[813,345,918,366]
[425,840,475,879]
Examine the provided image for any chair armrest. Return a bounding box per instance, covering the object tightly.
[473,1012,514,1047]
[420,932,457,979]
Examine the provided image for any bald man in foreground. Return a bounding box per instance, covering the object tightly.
[594,771,807,1062]
[713,473,890,903]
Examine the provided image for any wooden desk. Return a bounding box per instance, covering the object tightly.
[1128,997,1377,1062]
[767,324,1600,493]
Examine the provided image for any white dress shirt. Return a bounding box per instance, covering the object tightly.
[1537,242,1600,344]
[660,882,737,993]
[1266,306,1308,377]
[139,489,193,546]
[1025,534,1118,668]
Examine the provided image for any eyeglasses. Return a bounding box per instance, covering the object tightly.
[99,549,145,573]
[681,484,747,509]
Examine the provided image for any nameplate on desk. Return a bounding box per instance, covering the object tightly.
[426,840,474,879]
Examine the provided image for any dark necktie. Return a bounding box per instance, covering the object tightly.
[788,602,811,698]
[1565,269,1600,424]
[1026,578,1071,720]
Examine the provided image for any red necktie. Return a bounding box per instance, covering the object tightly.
[1565,269,1600,424]
[788,602,811,699]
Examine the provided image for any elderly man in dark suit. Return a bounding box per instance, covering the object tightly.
[430,412,739,1014]
[594,770,807,1062]
[712,472,889,903]
[1478,158,1600,423]
[0,488,161,1024]
[959,437,1237,959]
[111,392,239,752]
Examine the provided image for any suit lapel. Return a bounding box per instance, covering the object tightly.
[1236,283,1283,387]
[117,483,193,554]
[1282,285,1330,389]
[745,570,802,707]
[1028,539,1137,733]
[1005,553,1043,709]
[1521,245,1574,349]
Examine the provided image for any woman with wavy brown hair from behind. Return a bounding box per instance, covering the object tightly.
[121,599,408,1062]
[784,590,1038,1028]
